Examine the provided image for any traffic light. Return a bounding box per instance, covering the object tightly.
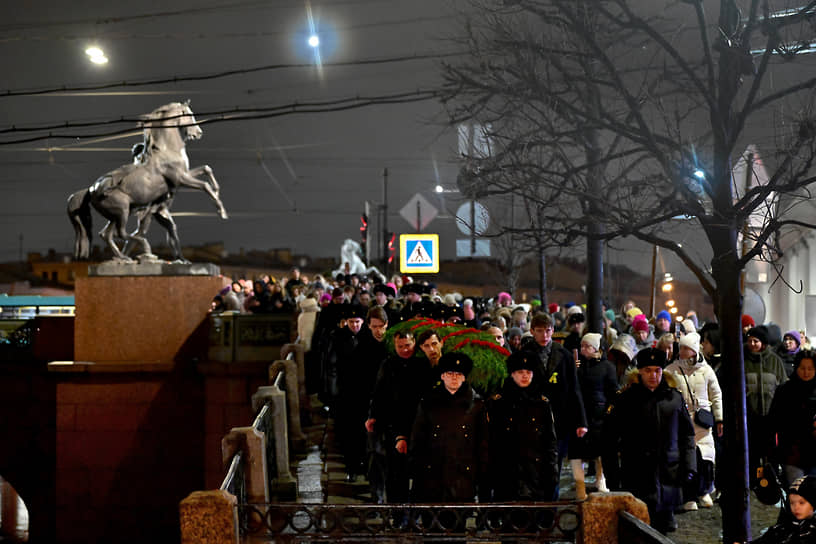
[387,232,395,264]
[360,213,368,264]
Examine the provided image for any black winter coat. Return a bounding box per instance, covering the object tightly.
[602,372,697,513]
[487,381,558,501]
[409,383,489,502]
[521,341,588,444]
[368,353,436,445]
[768,375,816,470]
[570,356,618,459]
[753,515,816,544]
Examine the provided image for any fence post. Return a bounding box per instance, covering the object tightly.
[578,491,650,544]
[252,385,297,498]
[268,359,308,451]
[179,490,238,544]
[221,427,268,503]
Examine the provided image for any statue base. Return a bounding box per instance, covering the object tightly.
[89,261,220,277]
[74,267,227,364]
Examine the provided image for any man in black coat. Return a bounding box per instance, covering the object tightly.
[602,348,697,534]
[521,312,588,498]
[365,331,435,503]
[487,351,558,502]
[333,304,382,480]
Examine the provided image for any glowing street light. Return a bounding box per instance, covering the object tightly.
[308,35,320,48]
[435,184,444,193]
[85,46,108,65]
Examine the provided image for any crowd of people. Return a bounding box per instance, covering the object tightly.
[211,268,816,538]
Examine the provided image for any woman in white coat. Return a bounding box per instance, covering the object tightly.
[665,332,723,511]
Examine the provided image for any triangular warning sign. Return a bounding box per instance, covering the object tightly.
[407,242,432,264]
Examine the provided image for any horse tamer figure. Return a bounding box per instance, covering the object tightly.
[67,101,227,262]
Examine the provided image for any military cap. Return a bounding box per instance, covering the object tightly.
[437,352,473,377]
[348,304,367,320]
[402,282,425,295]
[506,352,536,374]
[372,283,396,298]
[635,347,668,369]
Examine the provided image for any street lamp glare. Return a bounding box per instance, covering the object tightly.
[308,35,320,48]
[85,47,104,57]
[693,169,705,179]
[435,185,444,193]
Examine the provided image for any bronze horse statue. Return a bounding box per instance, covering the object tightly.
[67,101,228,262]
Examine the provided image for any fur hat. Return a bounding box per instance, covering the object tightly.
[656,310,672,322]
[567,305,584,316]
[581,333,602,351]
[741,314,756,328]
[568,312,586,325]
[506,352,536,373]
[636,347,668,369]
[747,325,769,346]
[610,334,636,362]
[632,318,650,333]
[678,332,701,358]
[497,292,512,304]
[437,352,473,376]
[790,476,816,507]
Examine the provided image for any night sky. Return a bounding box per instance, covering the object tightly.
[0,0,468,262]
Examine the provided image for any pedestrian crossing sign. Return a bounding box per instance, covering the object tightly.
[400,234,439,273]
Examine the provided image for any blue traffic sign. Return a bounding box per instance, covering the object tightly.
[400,234,439,273]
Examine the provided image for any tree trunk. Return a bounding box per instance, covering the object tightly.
[538,246,548,310]
[712,249,750,544]
[708,134,751,541]
[586,222,603,334]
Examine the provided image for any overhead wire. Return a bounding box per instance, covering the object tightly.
[0,88,444,145]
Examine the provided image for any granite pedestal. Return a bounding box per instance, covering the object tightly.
[74,263,227,364]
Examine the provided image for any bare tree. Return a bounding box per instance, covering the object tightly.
[441,1,816,540]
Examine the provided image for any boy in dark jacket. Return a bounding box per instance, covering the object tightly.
[752,476,816,544]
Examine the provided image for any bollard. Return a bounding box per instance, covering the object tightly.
[221,427,268,503]
[251,385,297,499]
[578,491,650,544]
[179,490,237,544]
[266,360,308,451]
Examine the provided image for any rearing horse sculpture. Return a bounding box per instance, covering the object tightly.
[67,101,228,261]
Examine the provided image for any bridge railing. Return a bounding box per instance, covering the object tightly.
[237,502,581,543]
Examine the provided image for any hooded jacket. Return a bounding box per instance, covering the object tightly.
[296,297,319,351]
[745,347,788,418]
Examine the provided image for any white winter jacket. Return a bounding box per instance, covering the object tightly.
[665,357,723,463]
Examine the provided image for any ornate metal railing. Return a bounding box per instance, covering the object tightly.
[237,502,580,542]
